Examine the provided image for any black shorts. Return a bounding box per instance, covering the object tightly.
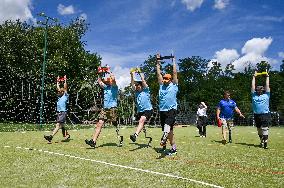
[254,113,271,128]
[136,110,153,121]
[197,116,207,127]
[57,112,67,123]
[160,109,177,131]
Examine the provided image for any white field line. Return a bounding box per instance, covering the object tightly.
[5,145,224,188]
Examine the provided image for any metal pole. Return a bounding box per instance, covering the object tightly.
[39,19,48,129]
[37,13,57,129]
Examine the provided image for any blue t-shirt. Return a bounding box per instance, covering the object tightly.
[252,92,270,114]
[217,99,237,120]
[57,92,69,112]
[159,82,178,111]
[104,85,118,109]
[135,87,153,112]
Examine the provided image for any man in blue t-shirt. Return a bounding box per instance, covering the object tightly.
[251,71,271,149]
[85,72,120,148]
[216,91,244,144]
[156,53,178,156]
[44,76,70,143]
[130,71,153,143]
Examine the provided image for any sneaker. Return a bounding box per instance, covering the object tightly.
[167,149,177,156]
[222,140,227,145]
[130,134,137,142]
[64,134,70,140]
[228,139,232,143]
[44,135,53,142]
[259,142,264,148]
[85,139,96,148]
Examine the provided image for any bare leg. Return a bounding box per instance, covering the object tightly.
[52,123,62,137]
[92,119,104,142]
[222,126,227,143]
[135,116,146,135]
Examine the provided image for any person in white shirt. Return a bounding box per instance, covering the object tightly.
[196,102,207,137]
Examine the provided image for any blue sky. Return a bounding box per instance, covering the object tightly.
[0,0,283,88]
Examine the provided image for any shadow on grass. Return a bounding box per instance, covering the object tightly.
[97,142,118,148]
[212,140,223,144]
[85,142,118,150]
[153,147,168,159]
[61,138,72,143]
[129,142,150,151]
[235,142,260,148]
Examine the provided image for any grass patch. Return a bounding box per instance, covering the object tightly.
[0,125,283,187]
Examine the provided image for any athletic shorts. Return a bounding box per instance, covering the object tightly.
[136,110,153,121]
[221,118,234,130]
[254,113,271,128]
[98,108,117,122]
[57,112,67,123]
[160,109,177,131]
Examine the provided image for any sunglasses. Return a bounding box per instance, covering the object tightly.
[163,77,171,80]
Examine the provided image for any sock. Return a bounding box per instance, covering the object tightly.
[134,133,138,137]
[172,144,177,151]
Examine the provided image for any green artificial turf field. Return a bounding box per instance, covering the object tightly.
[0,125,283,188]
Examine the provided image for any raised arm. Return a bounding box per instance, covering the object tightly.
[57,76,61,91]
[110,72,117,86]
[172,56,178,84]
[130,72,135,90]
[251,71,257,93]
[97,76,105,88]
[63,75,67,92]
[156,53,163,84]
[265,73,270,92]
[201,102,207,109]
[139,72,148,88]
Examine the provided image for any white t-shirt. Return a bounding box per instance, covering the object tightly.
[197,107,207,117]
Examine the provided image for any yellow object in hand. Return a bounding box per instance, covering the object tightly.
[130,68,141,73]
[255,72,268,76]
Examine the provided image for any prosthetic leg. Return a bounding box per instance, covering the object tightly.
[142,127,152,147]
[228,129,232,143]
[262,127,269,149]
[160,124,170,146]
[114,122,123,147]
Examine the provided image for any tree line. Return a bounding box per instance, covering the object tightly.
[0,19,283,124]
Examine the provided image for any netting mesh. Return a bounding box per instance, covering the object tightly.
[0,66,197,126]
[1,67,261,126]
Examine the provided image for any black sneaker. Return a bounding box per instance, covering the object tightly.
[167,149,177,156]
[259,142,264,148]
[222,140,227,145]
[130,134,137,142]
[85,139,96,148]
[44,135,53,142]
[229,139,232,143]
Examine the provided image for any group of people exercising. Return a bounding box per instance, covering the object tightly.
[44,53,272,155]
